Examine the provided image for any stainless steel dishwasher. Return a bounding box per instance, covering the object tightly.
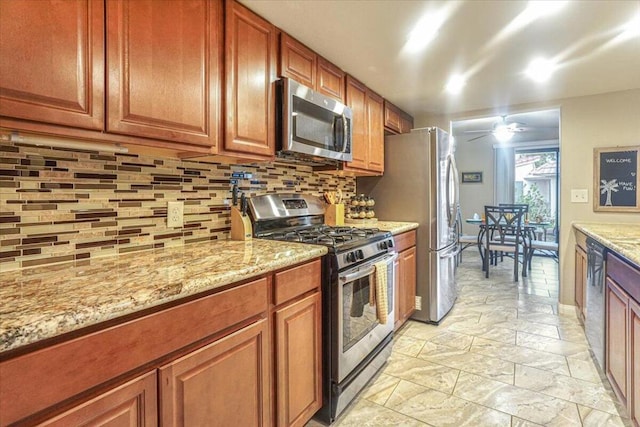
[585,237,606,370]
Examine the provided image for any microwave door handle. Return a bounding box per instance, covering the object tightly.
[341,113,349,153]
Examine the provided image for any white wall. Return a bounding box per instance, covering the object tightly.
[417,88,640,305]
[455,137,495,235]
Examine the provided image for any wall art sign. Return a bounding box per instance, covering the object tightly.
[461,171,483,183]
[594,146,640,212]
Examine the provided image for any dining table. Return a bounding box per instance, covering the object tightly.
[464,218,548,277]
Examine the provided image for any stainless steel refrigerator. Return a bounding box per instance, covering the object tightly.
[358,127,459,323]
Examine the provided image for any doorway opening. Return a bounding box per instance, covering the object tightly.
[514,147,559,243]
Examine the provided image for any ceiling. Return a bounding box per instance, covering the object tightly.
[240,0,640,118]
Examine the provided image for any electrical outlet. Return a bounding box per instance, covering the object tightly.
[571,189,589,203]
[167,201,184,227]
[415,296,422,311]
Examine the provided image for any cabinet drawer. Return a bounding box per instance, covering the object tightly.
[274,259,321,306]
[0,277,268,425]
[607,252,640,303]
[394,230,417,253]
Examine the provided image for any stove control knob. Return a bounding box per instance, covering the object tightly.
[346,252,357,263]
[387,239,394,248]
[356,249,364,260]
[378,241,388,250]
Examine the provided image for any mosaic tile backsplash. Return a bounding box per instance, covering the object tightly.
[0,142,355,271]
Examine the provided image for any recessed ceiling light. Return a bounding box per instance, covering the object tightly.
[445,75,466,95]
[405,14,442,53]
[619,13,640,40]
[525,58,556,83]
[523,1,568,20]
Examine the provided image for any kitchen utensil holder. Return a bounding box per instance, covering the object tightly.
[230,206,252,241]
[325,203,344,226]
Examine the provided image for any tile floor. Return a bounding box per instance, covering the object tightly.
[308,252,631,426]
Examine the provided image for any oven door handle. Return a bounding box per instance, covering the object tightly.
[339,252,398,282]
[339,266,375,283]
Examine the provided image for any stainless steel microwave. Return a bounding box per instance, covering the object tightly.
[277,78,352,163]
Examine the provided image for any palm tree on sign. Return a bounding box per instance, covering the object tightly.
[600,179,619,206]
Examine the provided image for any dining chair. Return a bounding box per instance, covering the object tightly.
[481,205,526,282]
[527,225,559,269]
[456,206,479,263]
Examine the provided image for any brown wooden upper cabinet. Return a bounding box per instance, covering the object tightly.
[279,33,345,103]
[223,0,276,159]
[106,0,222,148]
[0,0,105,130]
[343,75,384,175]
[1,0,275,158]
[384,100,414,135]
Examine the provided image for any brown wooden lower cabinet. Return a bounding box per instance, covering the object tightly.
[274,292,322,427]
[159,319,271,427]
[393,230,417,330]
[605,251,640,426]
[606,277,629,405]
[397,246,417,327]
[38,371,157,427]
[574,244,587,320]
[2,259,323,427]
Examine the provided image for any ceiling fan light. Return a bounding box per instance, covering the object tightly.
[494,126,515,142]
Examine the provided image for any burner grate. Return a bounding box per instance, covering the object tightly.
[257,225,382,248]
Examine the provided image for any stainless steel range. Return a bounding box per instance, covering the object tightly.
[248,193,396,423]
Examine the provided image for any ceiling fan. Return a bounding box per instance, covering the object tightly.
[465,115,528,142]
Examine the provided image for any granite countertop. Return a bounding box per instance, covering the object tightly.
[573,222,640,267]
[0,239,327,354]
[349,220,419,235]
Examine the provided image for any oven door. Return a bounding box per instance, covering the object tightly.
[282,78,353,162]
[337,251,397,383]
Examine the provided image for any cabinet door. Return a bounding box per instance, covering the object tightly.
[399,112,414,134]
[106,0,221,147]
[345,75,368,170]
[160,319,270,427]
[574,245,587,319]
[38,371,157,427]
[275,292,322,427]
[630,298,640,426]
[606,278,629,405]
[367,90,385,173]
[0,0,104,130]
[280,34,315,89]
[316,57,345,102]
[398,247,417,325]
[224,0,276,157]
[384,101,401,134]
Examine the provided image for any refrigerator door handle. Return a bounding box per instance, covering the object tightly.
[444,154,459,229]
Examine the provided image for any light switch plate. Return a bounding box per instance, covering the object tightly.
[571,189,589,203]
[415,296,422,311]
[167,201,184,227]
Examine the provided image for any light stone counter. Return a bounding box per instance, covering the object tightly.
[573,222,640,267]
[0,239,327,353]
[349,220,419,236]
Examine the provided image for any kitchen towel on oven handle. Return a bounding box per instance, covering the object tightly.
[373,259,389,324]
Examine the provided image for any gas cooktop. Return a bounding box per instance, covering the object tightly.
[247,194,392,253]
[256,224,387,250]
